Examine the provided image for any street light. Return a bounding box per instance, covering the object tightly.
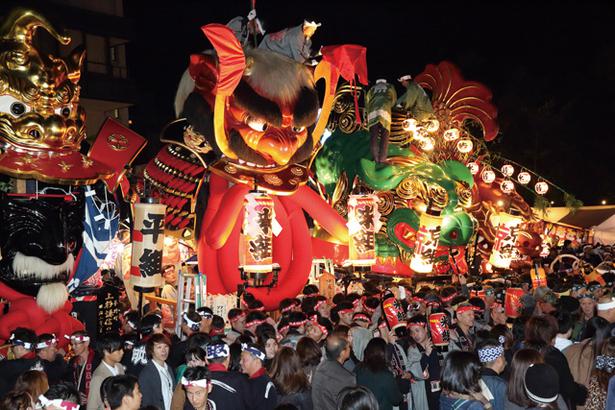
[602,200,607,205]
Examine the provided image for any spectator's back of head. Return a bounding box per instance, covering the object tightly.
[101,374,140,410]
[336,385,379,410]
[43,382,81,406]
[325,334,349,361]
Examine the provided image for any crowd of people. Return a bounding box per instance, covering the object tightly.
[0,240,615,410]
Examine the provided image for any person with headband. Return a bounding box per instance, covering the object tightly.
[196,307,214,334]
[87,334,125,410]
[204,342,250,410]
[476,338,507,410]
[181,366,213,410]
[597,294,615,323]
[120,310,139,336]
[449,303,479,352]
[571,291,596,341]
[240,343,278,410]
[33,333,67,386]
[0,327,38,397]
[125,313,163,376]
[226,309,247,343]
[38,382,81,410]
[407,315,442,410]
[65,331,98,405]
[169,310,202,369]
[335,302,355,327]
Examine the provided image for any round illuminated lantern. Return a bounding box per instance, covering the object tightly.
[500,179,515,194]
[402,118,417,132]
[481,168,496,184]
[443,128,460,141]
[419,137,435,151]
[501,164,514,177]
[517,172,531,185]
[456,139,473,153]
[467,162,480,175]
[425,119,440,132]
[535,181,549,195]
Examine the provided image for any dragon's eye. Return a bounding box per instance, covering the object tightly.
[245,115,268,132]
[292,126,305,133]
[0,96,31,117]
[55,105,72,117]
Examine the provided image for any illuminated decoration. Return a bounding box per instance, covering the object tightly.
[402,118,418,132]
[517,172,531,185]
[443,128,460,141]
[504,288,524,318]
[419,136,435,151]
[240,192,275,273]
[456,139,473,153]
[500,179,515,194]
[488,212,522,269]
[429,312,450,346]
[410,212,443,273]
[347,194,380,266]
[535,181,549,195]
[481,168,496,184]
[467,162,480,175]
[381,291,406,330]
[501,164,514,177]
[425,119,440,132]
[130,200,167,288]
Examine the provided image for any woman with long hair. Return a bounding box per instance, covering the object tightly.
[296,337,322,382]
[585,336,615,409]
[337,386,379,410]
[439,350,489,409]
[355,337,402,410]
[269,346,312,410]
[14,370,49,408]
[564,316,610,390]
[523,315,587,408]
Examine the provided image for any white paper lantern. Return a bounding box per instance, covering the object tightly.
[535,181,549,195]
[457,139,473,153]
[500,179,515,194]
[482,169,496,184]
[501,164,514,177]
[419,137,435,151]
[444,128,460,141]
[467,162,480,175]
[402,118,417,132]
[517,172,531,185]
[425,119,440,132]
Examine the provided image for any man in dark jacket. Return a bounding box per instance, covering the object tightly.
[0,328,38,398]
[311,334,356,410]
[240,343,277,410]
[206,342,250,409]
[35,333,68,385]
[476,339,507,410]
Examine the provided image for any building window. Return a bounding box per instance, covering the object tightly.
[85,34,107,74]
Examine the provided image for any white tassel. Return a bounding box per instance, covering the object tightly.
[36,283,69,314]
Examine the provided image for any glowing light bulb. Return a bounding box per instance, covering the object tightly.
[444,128,460,141]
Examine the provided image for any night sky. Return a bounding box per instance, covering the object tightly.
[125,1,615,206]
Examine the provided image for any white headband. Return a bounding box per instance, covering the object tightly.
[65,334,90,343]
[598,298,615,311]
[38,394,80,410]
[36,336,58,350]
[181,377,208,388]
[183,312,201,331]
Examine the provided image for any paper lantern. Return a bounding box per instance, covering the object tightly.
[347,194,380,266]
[381,292,406,330]
[504,288,524,318]
[130,201,167,288]
[456,139,473,153]
[425,119,440,132]
[535,181,549,195]
[481,168,496,184]
[517,172,531,185]
[467,162,480,175]
[402,118,418,132]
[443,128,460,141]
[428,312,450,346]
[500,179,515,194]
[501,164,514,177]
[409,213,443,273]
[240,192,274,273]
[530,263,547,288]
[419,136,435,151]
[489,212,523,269]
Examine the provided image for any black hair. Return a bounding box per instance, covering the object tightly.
[184,346,207,363]
[362,337,388,372]
[123,310,140,332]
[211,315,225,330]
[96,333,124,357]
[187,332,211,351]
[256,322,277,347]
[140,313,162,336]
[100,375,138,410]
[228,343,242,372]
[10,327,37,347]
[441,351,482,395]
[183,310,203,332]
[183,365,211,384]
[287,311,307,328]
[555,310,573,335]
[246,311,266,325]
[336,386,379,410]
[228,308,244,321]
[196,306,213,318]
[302,284,319,296]
[45,382,81,405]
[35,333,56,352]
[332,293,346,305]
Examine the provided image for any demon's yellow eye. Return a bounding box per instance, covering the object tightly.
[245,115,268,132]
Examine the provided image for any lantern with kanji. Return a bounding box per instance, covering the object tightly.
[428,312,450,346]
[130,200,167,288]
[240,192,275,274]
[504,288,524,318]
[488,212,523,269]
[410,212,443,273]
[381,291,406,330]
[347,194,380,266]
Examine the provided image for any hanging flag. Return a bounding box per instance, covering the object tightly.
[71,186,119,291]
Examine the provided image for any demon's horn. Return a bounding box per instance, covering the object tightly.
[1,8,70,46]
